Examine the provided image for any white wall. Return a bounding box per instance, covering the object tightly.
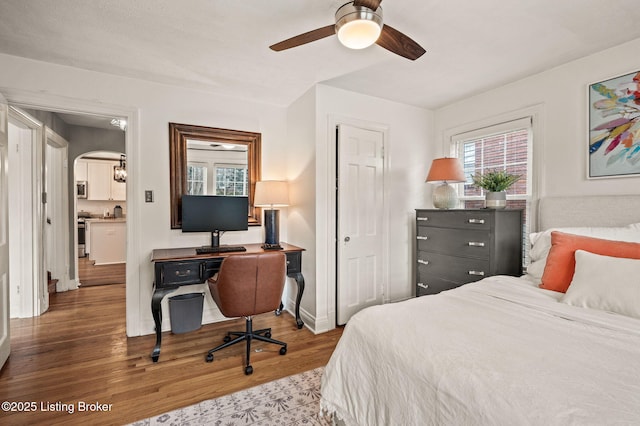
[434,37,640,206]
[285,87,318,326]
[287,84,433,332]
[0,53,288,336]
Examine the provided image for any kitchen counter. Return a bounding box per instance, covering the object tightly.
[84,217,126,223]
[86,219,126,266]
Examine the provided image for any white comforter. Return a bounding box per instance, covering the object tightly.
[320,276,640,425]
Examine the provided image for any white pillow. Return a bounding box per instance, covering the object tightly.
[561,250,640,319]
[525,223,640,283]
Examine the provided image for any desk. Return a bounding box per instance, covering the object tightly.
[150,242,305,362]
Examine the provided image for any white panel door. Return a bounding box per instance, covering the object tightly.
[0,93,10,368]
[337,124,384,325]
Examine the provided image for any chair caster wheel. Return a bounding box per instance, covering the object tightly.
[244,365,253,375]
[265,331,272,338]
[223,335,231,343]
[205,354,214,362]
[279,346,287,355]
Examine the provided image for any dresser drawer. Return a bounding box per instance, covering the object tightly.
[417,251,491,284]
[416,210,492,230]
[416,227,491,259]
[416,276,465,296]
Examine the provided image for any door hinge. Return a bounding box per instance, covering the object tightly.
[42,192,47,204]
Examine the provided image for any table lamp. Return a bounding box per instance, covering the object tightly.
[425,157,466,209]
[254,180,289,249]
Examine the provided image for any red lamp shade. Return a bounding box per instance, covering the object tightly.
[425,157,466,183]
[425,157,465,209]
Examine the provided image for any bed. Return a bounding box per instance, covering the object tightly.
[320,195,640,425]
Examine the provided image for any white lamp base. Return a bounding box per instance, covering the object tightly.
[432,182,459,209]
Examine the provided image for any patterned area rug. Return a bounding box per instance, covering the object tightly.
[129,367,331,425]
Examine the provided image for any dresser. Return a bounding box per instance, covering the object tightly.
[415,209,522,297]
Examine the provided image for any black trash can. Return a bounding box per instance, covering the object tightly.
[169,293,204,334]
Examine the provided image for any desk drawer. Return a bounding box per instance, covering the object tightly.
[204,259,223,278]
[286,251,302,274]
[416,210,492,230]
[417,227,491,259]
[158,261,204,286]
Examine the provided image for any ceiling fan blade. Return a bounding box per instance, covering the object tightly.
[376,24,426,60]
[353,0,382,9]
[269,24,336,51]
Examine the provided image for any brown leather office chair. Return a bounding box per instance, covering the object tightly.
[205,252,287,375]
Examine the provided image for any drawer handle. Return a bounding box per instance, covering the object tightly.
[468,218,485,224]
[468,241,485,247]
[417,217,429,221]
[416,236,429,240]
[175,269,191,276]
[418,259,429,265]
[417,282,429,289]
[468,270,485,276]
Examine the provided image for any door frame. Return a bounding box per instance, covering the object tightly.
[324,115,390,330]
[8,107,47,317]
[0,93,10,368]
[1,88,141,336]
[45,128,71,292]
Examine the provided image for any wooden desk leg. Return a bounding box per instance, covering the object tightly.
[150,286,178,362]
[292,272,305,329]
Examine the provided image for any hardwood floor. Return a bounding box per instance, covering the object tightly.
[0,283,344,425]
[77,256,126,287]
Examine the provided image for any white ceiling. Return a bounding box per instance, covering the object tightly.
[1,0,640,112]
[55,112,122,130]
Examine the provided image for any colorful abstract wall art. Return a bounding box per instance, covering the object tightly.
[589,70,640,178]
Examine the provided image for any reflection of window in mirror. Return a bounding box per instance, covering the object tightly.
[187,162,207,195]
[215,164,248,196]
[186,139,248,196]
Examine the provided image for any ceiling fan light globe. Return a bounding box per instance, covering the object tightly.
[338,20,382,49]
[335,2,383,50]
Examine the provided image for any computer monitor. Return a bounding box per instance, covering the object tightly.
[181,195,248,248]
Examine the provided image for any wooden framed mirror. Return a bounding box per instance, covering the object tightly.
[169,123,261,229]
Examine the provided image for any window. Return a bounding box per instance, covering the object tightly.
[215,164,248,196]
[451,117,533,263]
[186,162,207,195]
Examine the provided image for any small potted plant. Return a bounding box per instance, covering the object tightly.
[470,169,521,209]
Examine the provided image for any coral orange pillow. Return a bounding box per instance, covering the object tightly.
[540,231,640,293]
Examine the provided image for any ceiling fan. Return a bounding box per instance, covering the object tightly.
[269,0,426,61]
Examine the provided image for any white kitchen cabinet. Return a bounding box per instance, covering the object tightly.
[87,162,111,200]
[110,175,126,200]
[86,160,126,201]
[75,160,88,181]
